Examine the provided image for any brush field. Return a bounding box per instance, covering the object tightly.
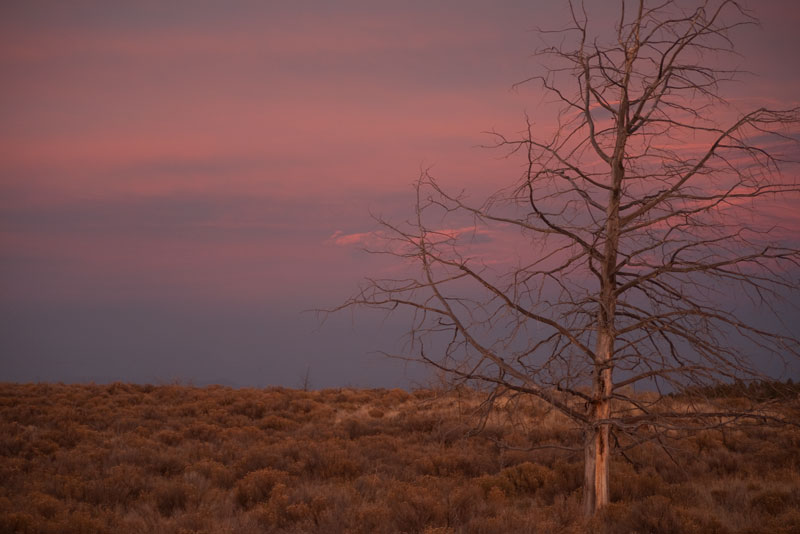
[1,382,799,533]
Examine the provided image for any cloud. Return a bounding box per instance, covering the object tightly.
[325,229,397,250]
[325,230,362,247]
[326,225,496,249]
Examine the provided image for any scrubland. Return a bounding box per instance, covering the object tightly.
[1,382,799,534]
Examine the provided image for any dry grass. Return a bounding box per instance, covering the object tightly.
[1,382,798,533]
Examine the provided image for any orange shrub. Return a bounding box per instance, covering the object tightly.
[235,468,289,509]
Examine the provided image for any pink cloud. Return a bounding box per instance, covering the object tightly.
[327,225,497,248]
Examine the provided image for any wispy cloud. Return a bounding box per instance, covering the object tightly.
[326,225,496,248]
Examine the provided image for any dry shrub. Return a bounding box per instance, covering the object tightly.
[693,429,721,453]
[475,473,511,498]
[249,481,290,527]
[80,470,144,507]
[106,464,150,502]
[663,482,705,507]
[233,444,283,478]
[153,478,191,516]
[110,415,142,434]
[486,485,507,511]
[189,487,243,530]
[753,441,800,470]
[448,484,484,525]
[542,493,587,533]
[219,425,264,445]
[285,501,313,524]
[500,461,554,496]
[329,389,354,405]
[626,442,688,485]
[499,448,535,467]
[150,449,187,477]
[549,460,584,496]
[179,402,201,418]
[288,483,361,533]
[345,391,377,405]
[0,511,35,534]
[610,465,667,502]
[155,429,183,446]
[54,507,105,534]
[749,489,799,516]
[526,425,578,447]
[767,508,800,534]
[302,442,363,479]
[288,398,316,415]
[306,402,337,423]
[400,414,440,433]
[356,434,398,456]
[190,459,235,489]
[342,417,380,439]
[413,389,439,401]
[475,460,557,500]
[183,421,219,442]
[0,428,26,457]
[710,481,751,511]
[259,414,297,431]
[35,473,80,503]
[230,400,266,420]
[462,510,553,534]
[27,491,65,520]
[235,468,288,509]
[414,450,487,478]
[387,479,448,533]
[266,437,304,472]
[464,515,509,534]
[353,503,395,534]
[597,496,699,534]
[380,388,412,407]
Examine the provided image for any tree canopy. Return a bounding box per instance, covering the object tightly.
[338,0,800,515]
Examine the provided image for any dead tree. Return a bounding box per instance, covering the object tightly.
[337,0,799,516]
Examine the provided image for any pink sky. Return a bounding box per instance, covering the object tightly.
[1,1,798,387]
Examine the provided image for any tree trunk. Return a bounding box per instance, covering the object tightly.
[583,421,611,515]
[583,328,613,516]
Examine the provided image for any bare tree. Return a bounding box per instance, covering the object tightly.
[336,0,799,516]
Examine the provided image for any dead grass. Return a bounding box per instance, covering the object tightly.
[0,382,798,533]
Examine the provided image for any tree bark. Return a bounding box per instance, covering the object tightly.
[583,332,613,516]
[583,420,611,515]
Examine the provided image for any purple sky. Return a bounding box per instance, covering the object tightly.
[2,1,799,388]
